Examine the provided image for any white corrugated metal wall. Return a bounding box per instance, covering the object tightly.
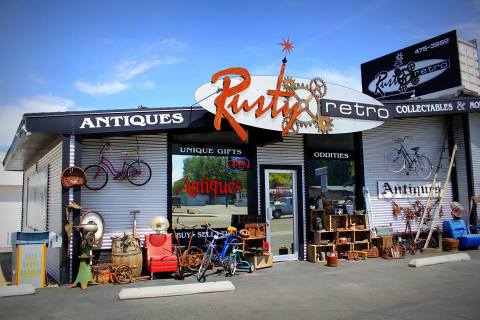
[23,140,63,283]
[362,117,454,231]
[452,115,470,220]
[469,113,480,220]
[256,134,306,259]
[81,134,168,249]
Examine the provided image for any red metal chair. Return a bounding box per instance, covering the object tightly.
[144,234,178,279]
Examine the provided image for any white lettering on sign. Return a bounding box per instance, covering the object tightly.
[395,103,453,115]
[324,101,390,119]
[79,113,184,129]
[378,181,441,199]
[178,146,243,156]
[313,152,349,159]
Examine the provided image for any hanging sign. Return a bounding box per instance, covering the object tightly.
[195,39,385,142]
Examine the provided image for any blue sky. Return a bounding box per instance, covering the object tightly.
[0,0,479,150]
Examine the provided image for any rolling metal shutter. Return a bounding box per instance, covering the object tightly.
[256,134,306,258]
[452,115,469,219]
[362,117,454,231]
[80,134,168,249]
[23,141,63,283]
[469,113,480,219]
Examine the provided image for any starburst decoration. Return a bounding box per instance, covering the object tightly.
[278,38,294,55]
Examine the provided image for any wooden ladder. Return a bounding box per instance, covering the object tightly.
[414,137,458,250]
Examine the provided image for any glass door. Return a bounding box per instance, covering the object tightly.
[264,169,298,261]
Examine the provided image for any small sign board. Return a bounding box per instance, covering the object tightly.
[15,243,46,288]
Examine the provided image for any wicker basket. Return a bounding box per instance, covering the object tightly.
[367,246,380,258]
[382,245,406,259]
[442,238,459,252]
[61,166,87,188]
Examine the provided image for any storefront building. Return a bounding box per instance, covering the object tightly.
[4,30,480,284]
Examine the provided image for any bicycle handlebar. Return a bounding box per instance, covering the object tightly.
[396,136,410,143]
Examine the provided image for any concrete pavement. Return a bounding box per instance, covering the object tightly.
[1,251,479,320]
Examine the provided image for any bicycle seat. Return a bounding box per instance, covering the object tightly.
[410,147,420,152]
[122,149,139,156]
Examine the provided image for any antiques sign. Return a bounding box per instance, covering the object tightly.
[378,180,441,199]
[361,30,461,100]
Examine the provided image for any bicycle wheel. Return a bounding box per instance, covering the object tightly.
[184,246,203,272]
[384,150,406,173]
[196,250,211,282]
[84,165,108,190]
[227,253,237,276]
[126,160,152,186]
[415,155,433,179]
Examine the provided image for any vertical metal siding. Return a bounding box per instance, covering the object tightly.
[81,134,168,250]
[469,113,480,219]
[256,134,307,259]
[452,115,469,220]
[362,117,454,231]
[23,141,63,283]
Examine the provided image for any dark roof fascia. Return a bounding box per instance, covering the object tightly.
[23,105,205,118]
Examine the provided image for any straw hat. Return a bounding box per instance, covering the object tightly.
[450,202,464,218]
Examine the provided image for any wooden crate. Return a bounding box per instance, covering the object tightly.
[313,231,336,245]
[244,223,267,238]
[245,253,273,269]
[323,215,347,231]
[307,244,335,262]
[348,215,367,229]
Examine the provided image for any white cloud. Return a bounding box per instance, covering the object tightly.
[139,80,155,90]
[300,67,362,91]
[75,57,180,96]
[159,38,187,48]
[74,80,128,95]
[0,94,73,147]
[115,58,179,80]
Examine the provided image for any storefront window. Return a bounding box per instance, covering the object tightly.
[171,144,249,229]
[305,134,357,215]
[307,154,356,214]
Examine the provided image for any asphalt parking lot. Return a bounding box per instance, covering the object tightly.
[1,250,479,320]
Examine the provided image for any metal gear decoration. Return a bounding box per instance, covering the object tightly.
[282,76,333,134]
[316,115,334,133]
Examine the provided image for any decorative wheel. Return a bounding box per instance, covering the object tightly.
[384,151,406,173]
[227,254,238,276]
[415,155,433,179]
[184,246,204,272]
[196,253,210,282]
[113,264,133,284]
[84,165,108,190]
[127,160,152,186]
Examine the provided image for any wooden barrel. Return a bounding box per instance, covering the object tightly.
[111,236,143,277]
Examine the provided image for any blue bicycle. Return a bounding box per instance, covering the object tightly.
[196,225,240,282]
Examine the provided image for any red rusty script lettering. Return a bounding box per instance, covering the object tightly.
[211,67,304,141]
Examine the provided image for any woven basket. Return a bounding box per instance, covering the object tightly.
[61,166,87,188]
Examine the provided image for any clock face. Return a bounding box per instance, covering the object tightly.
[81,211,104,244]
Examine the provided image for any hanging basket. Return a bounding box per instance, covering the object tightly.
[61,166,87,188]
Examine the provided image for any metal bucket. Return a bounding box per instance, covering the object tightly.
[111,236,143,277]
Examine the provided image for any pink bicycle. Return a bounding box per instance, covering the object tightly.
[84,142,152,190]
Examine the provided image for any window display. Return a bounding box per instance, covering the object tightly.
[172,145,249,229]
